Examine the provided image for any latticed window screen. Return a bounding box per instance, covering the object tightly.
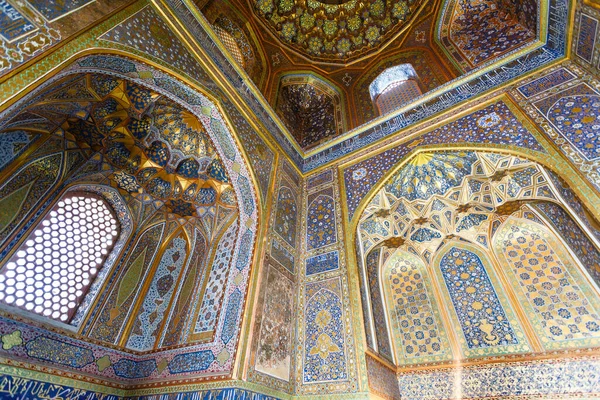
[213,25,245,68]
[375,79,422,115]
[0,192,119,323]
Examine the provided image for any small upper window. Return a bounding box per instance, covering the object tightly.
[369,64,422,116]
[214,25,246,68]
[0,192,120,323]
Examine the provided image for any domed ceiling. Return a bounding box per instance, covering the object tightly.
[6,74,236,220]
[252,0,425,62]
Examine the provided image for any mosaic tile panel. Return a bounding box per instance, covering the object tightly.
[577,14,598,63]
[270,238,295,274]
[274,186,298,248]
[126,235,189,351]
[547,170,600,242]
[282,160,301,188]
[494,218,600,348]
[25,336,94,369]
[366,249,393,361]
[0,1,59,76]
[221,288,242,345]
[384,251,450,364]
[534,202,600,289]
[255,264,294,381]
[0,153,62,249]
[161,230,207,347]
[343,101,546,221]
[305,251,339,276]
[88,223,165,344]
[194,221,238,334]
[168,350,214,374]
[306,170,333,188]
[366,354,401,400]
[397,358,600,400]
[0,373,120,400]
[306,194,337,251]
[0,131,39,173]
[517,68,576,98]
[99,6,204,76]
[439,246,521,351]
[547,93,600,161]
[28,0,95,21]
[219,101,274,204]
[304,278,348,383]
[112,358,156,379]
[0,3,36,42]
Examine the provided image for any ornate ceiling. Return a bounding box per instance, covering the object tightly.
[252,0,425,63]
[359,151,558,258]
[4,73,237,222]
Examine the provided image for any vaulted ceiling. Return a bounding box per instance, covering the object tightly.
[199,0,541,153]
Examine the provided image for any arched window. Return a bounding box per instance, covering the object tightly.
[0,192,120,323]
[369,64,422,116]
[213,24,246,68]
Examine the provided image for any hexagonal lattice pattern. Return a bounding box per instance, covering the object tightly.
[0,193,119,322]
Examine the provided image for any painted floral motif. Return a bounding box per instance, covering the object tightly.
[439,247,519,349]
[307,195,337,250]
[304,281,347,383]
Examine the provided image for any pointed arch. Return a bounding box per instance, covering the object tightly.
[492,215,600,350]
[0,54,260,375]
[432,241,531,357]
[125,227,192,351]
[381,248,452,365]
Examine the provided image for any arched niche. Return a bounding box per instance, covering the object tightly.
[0,53,259,379]
[380,248,452,365]
[355,149,600,366]
[431,240,531,358]
[436,0,540,72]
[274,72,348,150]
[492,213,600,350]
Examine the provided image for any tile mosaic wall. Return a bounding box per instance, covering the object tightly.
[533,201,600,288]
[397,357,600,400]
[384,251,451,364]
[126,234,189,351]
[366,354,400,400]
[303,277,348,383]
[437,245,529,356]
[249,159,299,394]
[513,63,600,191]
[494,217,600,348]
